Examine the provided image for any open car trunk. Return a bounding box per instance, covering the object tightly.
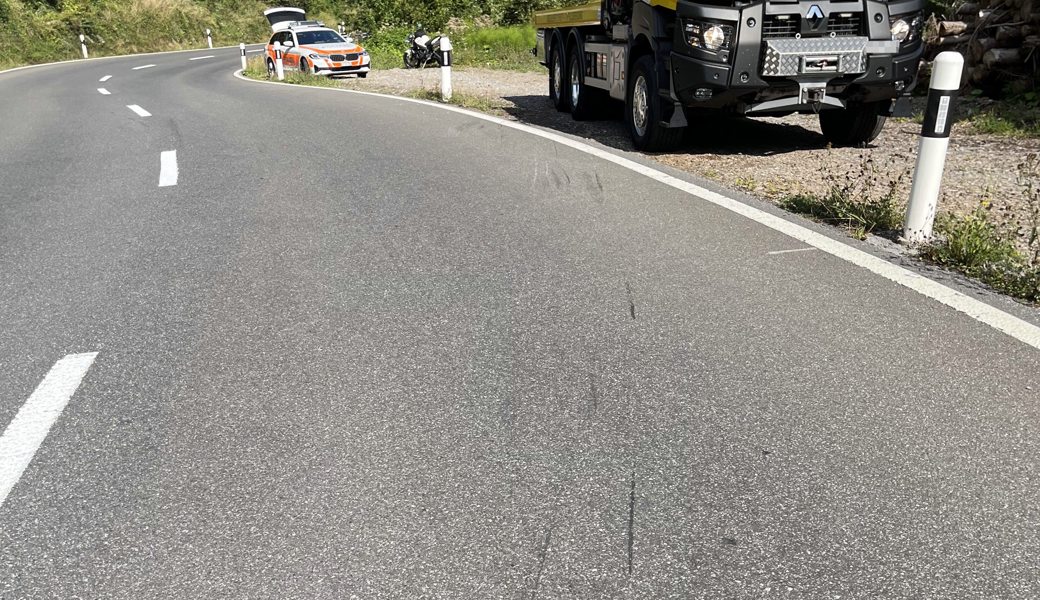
[264,7,305,32]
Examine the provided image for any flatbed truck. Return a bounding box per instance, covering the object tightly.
[533,0,925,150]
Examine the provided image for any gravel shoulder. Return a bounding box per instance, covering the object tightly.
[335,67,1039,251]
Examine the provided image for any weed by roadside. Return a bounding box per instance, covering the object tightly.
[405,88,508,113]
[965,100,1040,138]
[921,156,1040,303]
[778,154,907,239]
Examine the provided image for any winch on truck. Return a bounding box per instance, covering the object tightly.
[533,0,925,150]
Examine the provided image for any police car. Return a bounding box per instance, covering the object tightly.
[264,7,371,78]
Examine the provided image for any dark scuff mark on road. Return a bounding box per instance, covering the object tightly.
[627,471,636,576]
[530,526,553,600]
[625,282,637,320]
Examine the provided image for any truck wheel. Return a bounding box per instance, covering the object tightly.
[626,55,683,152]
[548,46,568,112]
[819,102,887,147]
[568,49,601,120]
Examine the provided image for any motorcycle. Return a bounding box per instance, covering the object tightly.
[403,26,443,69]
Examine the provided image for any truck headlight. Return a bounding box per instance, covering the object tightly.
[890,19,910,42]
[683,20,732,53]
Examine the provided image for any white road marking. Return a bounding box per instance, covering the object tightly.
[126,104,151,117]
[97,88,110,95]
[767,247,818,256]
[0,352,98,508]
[233,72,1040,352]
[99,75,112,82]
[131,64,156,70]
[159,150,178,187]
[189,55,215,61]
[246,49,264,53]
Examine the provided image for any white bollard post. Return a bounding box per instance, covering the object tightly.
[79,34,88,59]
[439,36,453,102]
[206,28,213,49]
[338,23,345,36]
[239,43,248,71]
[274,42,285,81]
[903,51,964,245]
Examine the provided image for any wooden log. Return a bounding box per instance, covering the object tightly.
[969,36,998,61]
[983,47,1023,66]
[938,33,972,45]
[1024,34,1040,47]
[957,2,979,15]
[969,65,991,83]
[939,20,969,35]
[996,24,1025,43]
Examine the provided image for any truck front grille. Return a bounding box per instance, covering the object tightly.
[762,15,798,39]
[761,13,864,39]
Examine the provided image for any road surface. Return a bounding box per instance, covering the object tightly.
[1,47,1039,598]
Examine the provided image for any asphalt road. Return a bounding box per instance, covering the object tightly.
[1,47,1039,599]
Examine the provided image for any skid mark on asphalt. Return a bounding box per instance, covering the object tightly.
[0,352,98,508]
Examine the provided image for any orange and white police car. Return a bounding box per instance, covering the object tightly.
[264,7,371,78]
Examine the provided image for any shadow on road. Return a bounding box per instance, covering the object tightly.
[501,94,833,157]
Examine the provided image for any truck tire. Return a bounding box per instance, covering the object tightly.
[626,55,683,152]
[568,48,603,120]
[819,102,887,147]
[548,45,568,112]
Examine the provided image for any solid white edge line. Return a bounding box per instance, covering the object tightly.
[126,104,151,117]
[189,55,216,61]
[0,44,266,79]
[231,70,1040,352]
[767,247,818,255]
[131,64,156,70]
[0,352,98,508]
[97,88,110,95]
[246,49,264,53]
[159,150,178,187]
[99,75,112,82]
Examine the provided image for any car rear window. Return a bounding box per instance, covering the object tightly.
[296,30,345,45]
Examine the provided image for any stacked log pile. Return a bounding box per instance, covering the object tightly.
[928,0,1038,90]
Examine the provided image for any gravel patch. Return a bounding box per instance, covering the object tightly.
[336,67,1039,250]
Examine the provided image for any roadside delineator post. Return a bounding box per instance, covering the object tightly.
[338,22,345,36]
[239,43,248,71]
[439,36,453,102]
[206,28,213,49]
[274,42,285,81]
[903,51,964,245]
[79,34,88,59]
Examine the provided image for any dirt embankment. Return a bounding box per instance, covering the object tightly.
[336,67,1040,247]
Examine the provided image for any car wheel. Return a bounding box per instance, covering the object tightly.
[358,72,368,78]
[266,59,274,79]
[300,57,311,74]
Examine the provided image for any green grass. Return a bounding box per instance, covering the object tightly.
[922,207,1040,303]
[967,105,1040,138]
[359,24,539,72]
[405,88,507,112]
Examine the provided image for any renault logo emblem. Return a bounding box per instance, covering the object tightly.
[806,5,825,23]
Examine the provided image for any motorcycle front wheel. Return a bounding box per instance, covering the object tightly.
[403,51,420,69]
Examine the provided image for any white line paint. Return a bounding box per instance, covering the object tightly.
[98,75,112,82]
[126,104,151,117]
[189,55,215,61]
[97,88,110,95]
[233,70,1040,352]
[767,247,818,256]
[246,49,264,53]
[0,352,98,508]
[0,45,266,79]
[131,64,156,70]
[159,150,178,187]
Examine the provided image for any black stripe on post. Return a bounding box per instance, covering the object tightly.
[275,49,282,60]
[442,50,452,67]
[920,89,957,139]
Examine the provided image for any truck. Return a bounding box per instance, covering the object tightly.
[533,0,925,150]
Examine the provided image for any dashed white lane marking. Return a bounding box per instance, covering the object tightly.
[126,104,151,117]
[0,352,98,508]
[131,64,156,70]
[98,75,112,82]
[232,72,1040,352]
[767,247,818,256]
[189,55,215,61]
[97,88,110,95]
[159,150,178,187]
[246,49,264,53]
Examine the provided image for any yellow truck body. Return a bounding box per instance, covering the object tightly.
[532,1,678,29]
